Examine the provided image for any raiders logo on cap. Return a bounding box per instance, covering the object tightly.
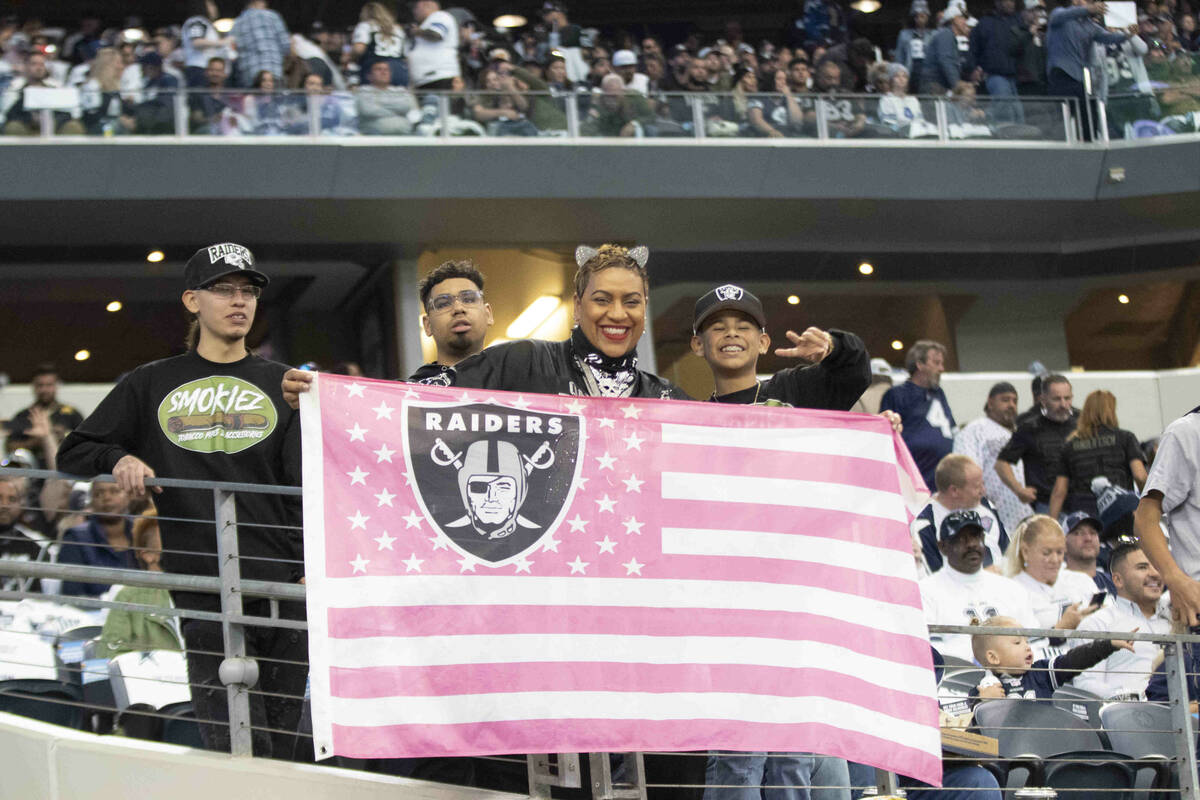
[404,401,583,565]
[185,242,270,289]
[714,284,744,301]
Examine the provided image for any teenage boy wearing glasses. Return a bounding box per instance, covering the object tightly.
[58,243,309,760]
[409,259,494,385]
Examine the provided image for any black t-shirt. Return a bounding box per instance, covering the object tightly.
[710,329,870,411]
[57,351,302,603]
[997,411,1078,504]
[6,402,85,442]
[1052,425,1145,514]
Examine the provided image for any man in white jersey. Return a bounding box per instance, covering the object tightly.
[1074,541,1169,699]
[920,510,1040,662]
[954,381,1033,531]
[407,0,459,90]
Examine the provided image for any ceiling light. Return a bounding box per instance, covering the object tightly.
[493,14,528,28]
[787,295,800,305]
[74,349,90,361]
[146,250,164,263]
[507,295,561,338]
[851,0,882,12]
[891,340,903,351]
[213,18,234,34]
[858,262,874,276]
[106,301,122,313]
[1117,293,1130,304]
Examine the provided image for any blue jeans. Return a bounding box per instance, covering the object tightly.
[900,765,1002,800]
[703,752,850,800]
[985,74,1024,124]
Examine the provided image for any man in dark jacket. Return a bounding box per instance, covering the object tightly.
[971,0,1024,121]
[923,6,972,93]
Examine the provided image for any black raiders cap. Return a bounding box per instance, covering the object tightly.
[939,510,985,542]
[184,243,269,290]
[693,284,767,333]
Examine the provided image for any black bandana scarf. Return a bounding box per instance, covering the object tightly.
[570,326,639,397]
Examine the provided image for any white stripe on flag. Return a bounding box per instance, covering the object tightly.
[660,423,895,463]
[661,528,917,578]
[321,575,927,632]
[326,633,933,691]
[329,691,941,757]
[661,472,908,522]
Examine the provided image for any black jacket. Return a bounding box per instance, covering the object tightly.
[435,338,690,400]
[709,329,870,411]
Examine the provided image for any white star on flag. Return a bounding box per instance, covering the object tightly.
[622,516,645,535]
[595,494,616,513]
[621,404,641,419]
[429,536,448,551]
[568,555,589,574]
[348,510,369,530]
[511,395,532,410]
[402,510,424,529]
[346,423,368,442]
[347,466,369,486]
[458,391,474,403]
[542,535,561,553]
[403,387,420,399]
[595,536,617,554]
[373,444,395,463]
[622,474,644,493]
[457,556,477,573]
[622,557,644,576]
[350,553,369,573]
[622,431,645,451]
[597,418,615,429]
[514,556,533,574]
[564,399,585,415]
[346,383,365,398]
[403,553,424,572]
[372,401,395,420]
[401,471,415,487]
[567,514,589,533]
[374,488,395,507]
[374,531,396,550]
[574,476,590,491]
[595,452,616,471]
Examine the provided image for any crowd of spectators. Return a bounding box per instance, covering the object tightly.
[2,0,1200,139]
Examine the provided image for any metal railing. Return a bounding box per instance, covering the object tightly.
[1,466,1198,798]
[0,87,1082,145]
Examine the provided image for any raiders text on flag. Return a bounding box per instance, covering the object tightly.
[300,376,940,785]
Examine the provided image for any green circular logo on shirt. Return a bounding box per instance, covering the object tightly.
[157,376,278,454]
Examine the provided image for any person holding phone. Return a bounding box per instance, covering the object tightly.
[1003,514,1103,655]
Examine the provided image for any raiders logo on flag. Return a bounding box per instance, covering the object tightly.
[403,401,583,565]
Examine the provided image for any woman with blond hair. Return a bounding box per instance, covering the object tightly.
[80,48,133,135]
[1004,514,1103,648]
[352,1,408,86]
[1048,390,1147,519]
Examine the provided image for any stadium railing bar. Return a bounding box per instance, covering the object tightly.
[1,467,1198,798]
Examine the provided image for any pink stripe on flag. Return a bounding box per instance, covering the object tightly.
[330,663,932,723]
[649,502,915,551]
[645,447,902,493]
[325,604,931,659]
[330,718,942,786]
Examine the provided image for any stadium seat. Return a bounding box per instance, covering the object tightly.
[938,660,984,715]
[160,701,204,749]
[1100,702,1178,800]
[1051,684,1106,739]
[972,699,1134,791]
[108,649,190,710]
[0,678,84,729]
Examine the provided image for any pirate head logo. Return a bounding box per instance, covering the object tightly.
[206,243,253,270]
[714,284,744,301]
[404,401,583,565]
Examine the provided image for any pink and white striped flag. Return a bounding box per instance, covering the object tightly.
[300,374,940,784]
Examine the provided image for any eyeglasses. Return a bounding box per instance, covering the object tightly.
[428,289,484,313]
[203,283,262,300]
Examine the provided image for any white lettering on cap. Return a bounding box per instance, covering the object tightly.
[206,243,254,269]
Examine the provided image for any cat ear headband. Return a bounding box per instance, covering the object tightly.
[574,245,650,269]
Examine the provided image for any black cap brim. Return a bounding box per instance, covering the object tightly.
[694,300,766,332]
[195,267,270,289]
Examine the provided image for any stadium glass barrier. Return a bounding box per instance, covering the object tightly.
[1,466,1199,799]
[0,86,1082,144]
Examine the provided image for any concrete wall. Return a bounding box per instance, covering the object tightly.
[0,712,519,800]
